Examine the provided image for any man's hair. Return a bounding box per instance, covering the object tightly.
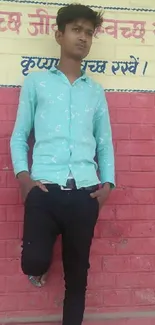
[56,3,103,32]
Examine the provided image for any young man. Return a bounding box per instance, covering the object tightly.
[10,4,115,325]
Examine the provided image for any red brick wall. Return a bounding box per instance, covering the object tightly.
[0,88,155,319]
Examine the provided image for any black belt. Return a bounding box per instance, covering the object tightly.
[46,178,99,191]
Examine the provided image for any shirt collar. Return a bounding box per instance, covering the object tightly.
[50,66,88,82]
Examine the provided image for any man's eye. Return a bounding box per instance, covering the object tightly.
[73,28,80,32]
[87,31,93,36]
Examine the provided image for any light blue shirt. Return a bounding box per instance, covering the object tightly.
[10,67,115,189]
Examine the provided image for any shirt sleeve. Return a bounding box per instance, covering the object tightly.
[10,73,37,176]
[93,87,115,188]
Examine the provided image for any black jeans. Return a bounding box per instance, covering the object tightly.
[21,184,99,325]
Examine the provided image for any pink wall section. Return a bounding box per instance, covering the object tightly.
[0,87,155,320]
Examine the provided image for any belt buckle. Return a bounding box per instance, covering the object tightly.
[60,186,72,191]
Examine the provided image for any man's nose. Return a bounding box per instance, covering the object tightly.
[79,32,87,42]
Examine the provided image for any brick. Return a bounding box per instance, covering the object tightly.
[7,105,17,121]
[18,191,23,205]
[0,88,19,105]
[0,294,19,311]
[116,205,155,220]
[95,221,130,238]
[91,238,116,255]
[129,221,155,237]
[0,105,17,121]
[0,138,8,154]
[117,172,155,188]
[131,156,155,172]
[6,275,36,293]
[112,124,130,140]
[18,292,51,311]
[0,155,12,170]
[0,171,7,187]
[106,93,117,108]
[109,109,117,123]
[0,222,18,239]
[88,273,115,289]
[116,109,155,124]
[99,205,116,220]
[104,289,131,306]
[114,93,131,108]
[0,121,14,138]
[111,187,155,206]
[107,188,131,205]
[117,141,155,156]
[133,289,155,305]
[130,93,155,108]
[130,188,155,204]
[7,171,19,188]
[6,240,21,258]
[130,125,155,140]
[86,290,103,307]
[50,260,63,274]
[83,321,155,325]
[16,322,60,325]
[116,273,155,288]
[115,156,130,171]
[0,206,6,221]
[0,259,19,275]
[6,205,24,221]
[116,238,155,255]
[106,93,130,108]
[113,140,117,153]
[130,256,155,272]
[102,256,131,273]
[0,277,6,292]
[0,188,19,204]
[0,241,6,258]
[89,255,103,272]
[18,222,23,239]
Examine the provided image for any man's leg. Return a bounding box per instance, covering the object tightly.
[21,186,60,278]
[62,189,99,325]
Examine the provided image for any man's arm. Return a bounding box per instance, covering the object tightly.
[93,87,115,188]
[10,73,36,176]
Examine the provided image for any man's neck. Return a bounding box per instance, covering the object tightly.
[58,57,82,82]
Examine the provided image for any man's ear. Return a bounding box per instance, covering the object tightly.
[55,30,62,45]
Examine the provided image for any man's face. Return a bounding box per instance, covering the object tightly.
[56,19,94,60]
